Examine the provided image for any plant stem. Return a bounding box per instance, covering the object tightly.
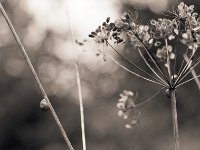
[165,39,172,84]
[65,6,87,150]
[0,3,74,150]
[75,60,87,150]
[170,90,179,150]
[184,55,200,90]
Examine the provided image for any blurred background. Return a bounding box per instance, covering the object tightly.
[0,0,200,150]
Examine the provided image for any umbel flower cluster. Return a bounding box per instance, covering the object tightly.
[89,2,200,61]
[89,2,200,129]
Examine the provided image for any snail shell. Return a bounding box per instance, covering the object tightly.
[40,99,50,111]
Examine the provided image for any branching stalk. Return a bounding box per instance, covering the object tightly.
[137,47,169,87]
[134,34,170,85]
[107,42,168,87]
[109,55,167,87]
[0,4,74,150]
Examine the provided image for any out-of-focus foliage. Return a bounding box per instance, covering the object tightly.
[0,0,200,150]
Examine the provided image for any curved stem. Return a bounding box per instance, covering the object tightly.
[0,4,74,150]
[109,55,167,87]
[170,90,179,150]
[135,87,165,107]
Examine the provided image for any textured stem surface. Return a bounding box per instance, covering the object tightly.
[170,90,179,150]
[0,3,74,150]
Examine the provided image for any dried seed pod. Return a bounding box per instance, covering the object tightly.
[91,31,97,36]
[89,34,95,38]
[40,99,50,111]
[106,17,110,23]
[102,22,107,26]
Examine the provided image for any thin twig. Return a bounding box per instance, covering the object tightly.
[170,90,179,150]
[0,4,74,150]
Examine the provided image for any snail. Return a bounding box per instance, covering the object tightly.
[40,99,50,111]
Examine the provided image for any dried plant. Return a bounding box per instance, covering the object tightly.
[89,2,200,150]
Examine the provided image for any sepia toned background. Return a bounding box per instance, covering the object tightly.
[0,0,200,150]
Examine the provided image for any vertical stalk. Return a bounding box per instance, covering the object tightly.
[75,60,87,150]
[65,4,87,150]
[170,90,179,150]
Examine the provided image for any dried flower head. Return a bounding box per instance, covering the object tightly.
[117,90,140,129]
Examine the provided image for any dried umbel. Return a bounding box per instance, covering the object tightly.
[89,2,200,93]
[89,2,200,150]
[117,90,140,129]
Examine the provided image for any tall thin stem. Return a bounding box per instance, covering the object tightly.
[170,90,179,150]
[75,60,87,150]
[65,5,87,150]
[0,4,74,150]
